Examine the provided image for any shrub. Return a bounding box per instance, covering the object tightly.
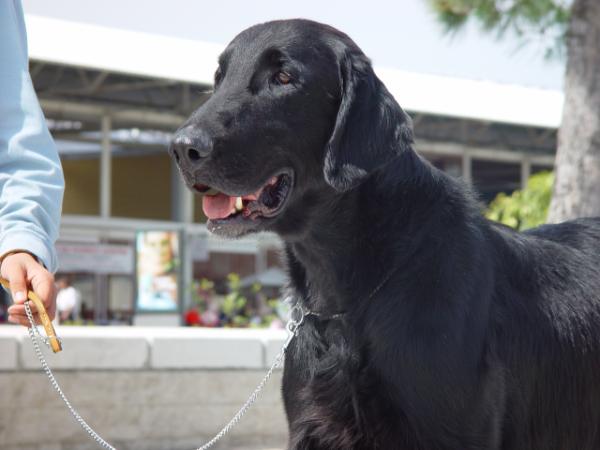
[485,171,553,231]
[188,273,283,328]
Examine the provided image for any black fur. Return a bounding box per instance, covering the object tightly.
[170,19,600,450]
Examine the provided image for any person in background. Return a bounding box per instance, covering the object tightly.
[0,0,64,326]
[56,276,80,323]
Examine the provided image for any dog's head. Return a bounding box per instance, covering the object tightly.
[170,19,413,238]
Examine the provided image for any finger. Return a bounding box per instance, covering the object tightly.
[8,302,39,316]
[8,313,33,327]
[7,305,43,326]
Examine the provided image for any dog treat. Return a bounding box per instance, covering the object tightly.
[0,277,62,353]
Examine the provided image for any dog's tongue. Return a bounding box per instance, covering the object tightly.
[202,194,235,219]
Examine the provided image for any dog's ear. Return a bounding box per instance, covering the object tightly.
[324,49,414,192]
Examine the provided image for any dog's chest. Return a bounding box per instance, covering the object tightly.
[284,319,404,449]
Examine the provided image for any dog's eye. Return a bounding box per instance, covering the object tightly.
[274,71,292,85]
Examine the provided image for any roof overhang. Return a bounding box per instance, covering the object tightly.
[25,14,564,129]
[26,14,222,85]
[377,68,563,129]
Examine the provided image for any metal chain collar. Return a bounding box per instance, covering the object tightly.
[23,298,306,450]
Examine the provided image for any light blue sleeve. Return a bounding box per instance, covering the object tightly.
[0,0,65,273]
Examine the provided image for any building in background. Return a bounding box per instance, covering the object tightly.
[19,15,561,325]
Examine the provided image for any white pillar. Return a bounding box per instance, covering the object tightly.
[521,158,532,189]
[462,151,472,184]
[170,159,194,223]
[170,160,195,315]
[100,115,112,218]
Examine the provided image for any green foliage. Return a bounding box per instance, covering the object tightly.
[189,273,282,328]
[191,277,215,310]
[485,171,553,230]
[221,273,249,327]
[427,0,571,58]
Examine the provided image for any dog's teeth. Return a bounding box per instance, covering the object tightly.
[235,197,243,211]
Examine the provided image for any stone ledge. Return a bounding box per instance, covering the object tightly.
[0,334,18,370]
[264,333,287,369]
[0,325,288,371]
[151,334,263,369]
[21,335,149,370]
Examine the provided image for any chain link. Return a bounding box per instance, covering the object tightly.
[23,298,304,450]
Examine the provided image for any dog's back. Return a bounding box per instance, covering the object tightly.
[489,217,600,449]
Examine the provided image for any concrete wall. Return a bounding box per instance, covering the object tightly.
[0,326,288,450]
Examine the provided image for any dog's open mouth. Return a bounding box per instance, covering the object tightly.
[194,172,293,228]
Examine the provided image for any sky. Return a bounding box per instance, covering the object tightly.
[22,0,565,91]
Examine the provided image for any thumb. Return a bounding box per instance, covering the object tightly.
[1,255,30,305]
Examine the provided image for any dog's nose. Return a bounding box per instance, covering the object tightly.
[169,128,213,166]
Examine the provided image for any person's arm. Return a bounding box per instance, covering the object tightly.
[0,0,65,326]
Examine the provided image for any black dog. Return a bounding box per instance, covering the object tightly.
[170,19,600,450]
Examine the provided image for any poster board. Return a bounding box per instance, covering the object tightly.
[135,230,181,313]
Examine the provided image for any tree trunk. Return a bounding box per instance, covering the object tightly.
[547,0,600,223]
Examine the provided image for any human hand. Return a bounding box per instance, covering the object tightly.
[2,252,57,327]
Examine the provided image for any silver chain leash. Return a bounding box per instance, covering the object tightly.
[23,299,305,450]
[24,301,116,450]
[195,303,304,450]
